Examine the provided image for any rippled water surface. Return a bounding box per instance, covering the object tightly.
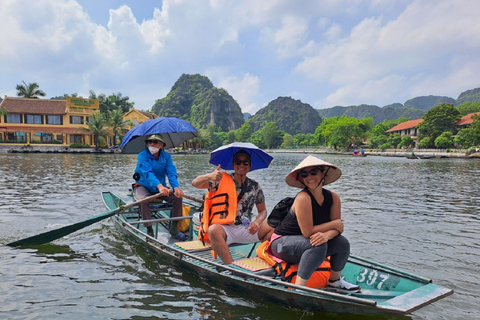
[0,152,478,320]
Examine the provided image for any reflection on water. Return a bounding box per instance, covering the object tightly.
[1,153,479,319]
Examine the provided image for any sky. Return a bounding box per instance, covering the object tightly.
[1,0,479,115]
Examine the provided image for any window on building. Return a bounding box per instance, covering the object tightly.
[70,116,84,124]
[26,114,43,124]
[5,114,22,123]
[70,134,82,143]
[47,115,62,125]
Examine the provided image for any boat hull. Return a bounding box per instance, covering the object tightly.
[101,191,453,315]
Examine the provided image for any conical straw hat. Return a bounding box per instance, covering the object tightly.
[285,155,342,188]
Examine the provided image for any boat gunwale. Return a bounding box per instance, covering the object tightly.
[101,191,453,315]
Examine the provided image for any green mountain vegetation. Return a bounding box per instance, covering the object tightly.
[153,74,244,132]
[317,104,425,124]
[456,87,480,105]
[247,97,322,135]
[316,88,480,125]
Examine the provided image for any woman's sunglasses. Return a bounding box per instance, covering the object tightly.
[234,159,250,166]
[298,166,326,178]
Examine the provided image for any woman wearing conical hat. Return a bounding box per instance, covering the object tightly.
[270,155,360,292]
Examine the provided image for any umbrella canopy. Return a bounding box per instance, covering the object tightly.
[209,142,273,171]
[120,117,198,154]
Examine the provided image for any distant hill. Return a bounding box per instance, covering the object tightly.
[247,97,321,134]
[317,104,425,124]
[316,87,480,124]
[456,87,480,104]
[404,95,456,110]
[152,74,244,131]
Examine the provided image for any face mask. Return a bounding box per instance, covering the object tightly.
[148,146,160,155]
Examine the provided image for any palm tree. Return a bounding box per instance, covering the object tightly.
[108,109,130,146]
[84,112,108,150]
[0,107,8,116]
[16,81,46,98]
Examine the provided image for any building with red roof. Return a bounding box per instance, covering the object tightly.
[0,96,100,146]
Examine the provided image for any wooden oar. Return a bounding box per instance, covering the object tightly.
[183,194,203,204]
[7,192,164,247]
[128,215,193,225]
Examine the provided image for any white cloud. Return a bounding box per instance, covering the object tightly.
[216,73,260,114]
[0,0,479,114]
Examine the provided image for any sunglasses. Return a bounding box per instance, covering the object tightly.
[146,140,161,145]
[298,166,326,178]
[234,159,251,166]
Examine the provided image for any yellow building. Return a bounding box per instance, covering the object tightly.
[122,108,158,129]
[0,96,100,146]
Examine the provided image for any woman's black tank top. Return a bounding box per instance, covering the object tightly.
[273,188,333,236]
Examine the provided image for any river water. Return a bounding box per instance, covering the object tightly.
[0,152,478,320]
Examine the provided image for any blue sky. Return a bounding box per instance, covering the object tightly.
[1,0,479,114]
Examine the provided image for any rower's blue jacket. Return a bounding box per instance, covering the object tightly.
[134,148,179,193]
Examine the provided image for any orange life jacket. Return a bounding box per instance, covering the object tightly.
[199,172,237,243]
[256,240,331,288]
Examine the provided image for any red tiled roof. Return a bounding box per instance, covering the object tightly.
[453,112,480,126]
[0,97,66,115]
[386,119,423,132]
[138,110,157,119]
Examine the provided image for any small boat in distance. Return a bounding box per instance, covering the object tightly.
[101,191,453,316]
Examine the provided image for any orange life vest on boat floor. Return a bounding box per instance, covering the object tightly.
[256,240,331,288]
[199,172,237,243]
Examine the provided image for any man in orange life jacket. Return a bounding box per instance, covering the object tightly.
[192,150,270,264]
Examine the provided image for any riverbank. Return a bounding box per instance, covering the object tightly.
[266,148,480,159]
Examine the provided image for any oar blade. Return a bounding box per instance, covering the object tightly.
[7,208,119,247]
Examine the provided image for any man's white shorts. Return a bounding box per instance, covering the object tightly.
[221,224,260,245]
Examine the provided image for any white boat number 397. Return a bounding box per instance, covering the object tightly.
[356,268,400,290]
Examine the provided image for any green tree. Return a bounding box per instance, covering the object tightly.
[227,130,236,143]
[16,81,46,98]
[368,117,409,148]
[417,103,461,147]
[434,131,454,149]
[315,116,371,149]
[294,133,316,147]
[248,131,266,149]
[90,91,134,114]
[84,113,108,150]
[398,135,415,149]
[453,114,480,148]
[108,109,130,146]
[281,133,294,148]
[0,107,8,116]
[259,122,282,149]
[417,137,432,149]
[457,101,480,116]
[235,123,252,142]
[388,133,402,148]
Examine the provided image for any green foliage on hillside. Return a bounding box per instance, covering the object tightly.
[456,88,480,105]
[417,103,461,148]
[247,97,322,135]
[318,104,424,124]
[190,87,244,132]
[153,74,214,119]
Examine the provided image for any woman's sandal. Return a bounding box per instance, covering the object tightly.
[173,232,189,241]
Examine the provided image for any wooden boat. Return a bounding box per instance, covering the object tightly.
[406,155,435,159]
[101,191,453,316]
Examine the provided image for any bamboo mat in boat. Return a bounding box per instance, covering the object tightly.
[232,257,271,271]
[175,240,211,251]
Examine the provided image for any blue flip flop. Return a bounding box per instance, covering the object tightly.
[173,232,189,241]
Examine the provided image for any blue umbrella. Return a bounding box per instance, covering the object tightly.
[209,142,273,171]
[120,117,198,154]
